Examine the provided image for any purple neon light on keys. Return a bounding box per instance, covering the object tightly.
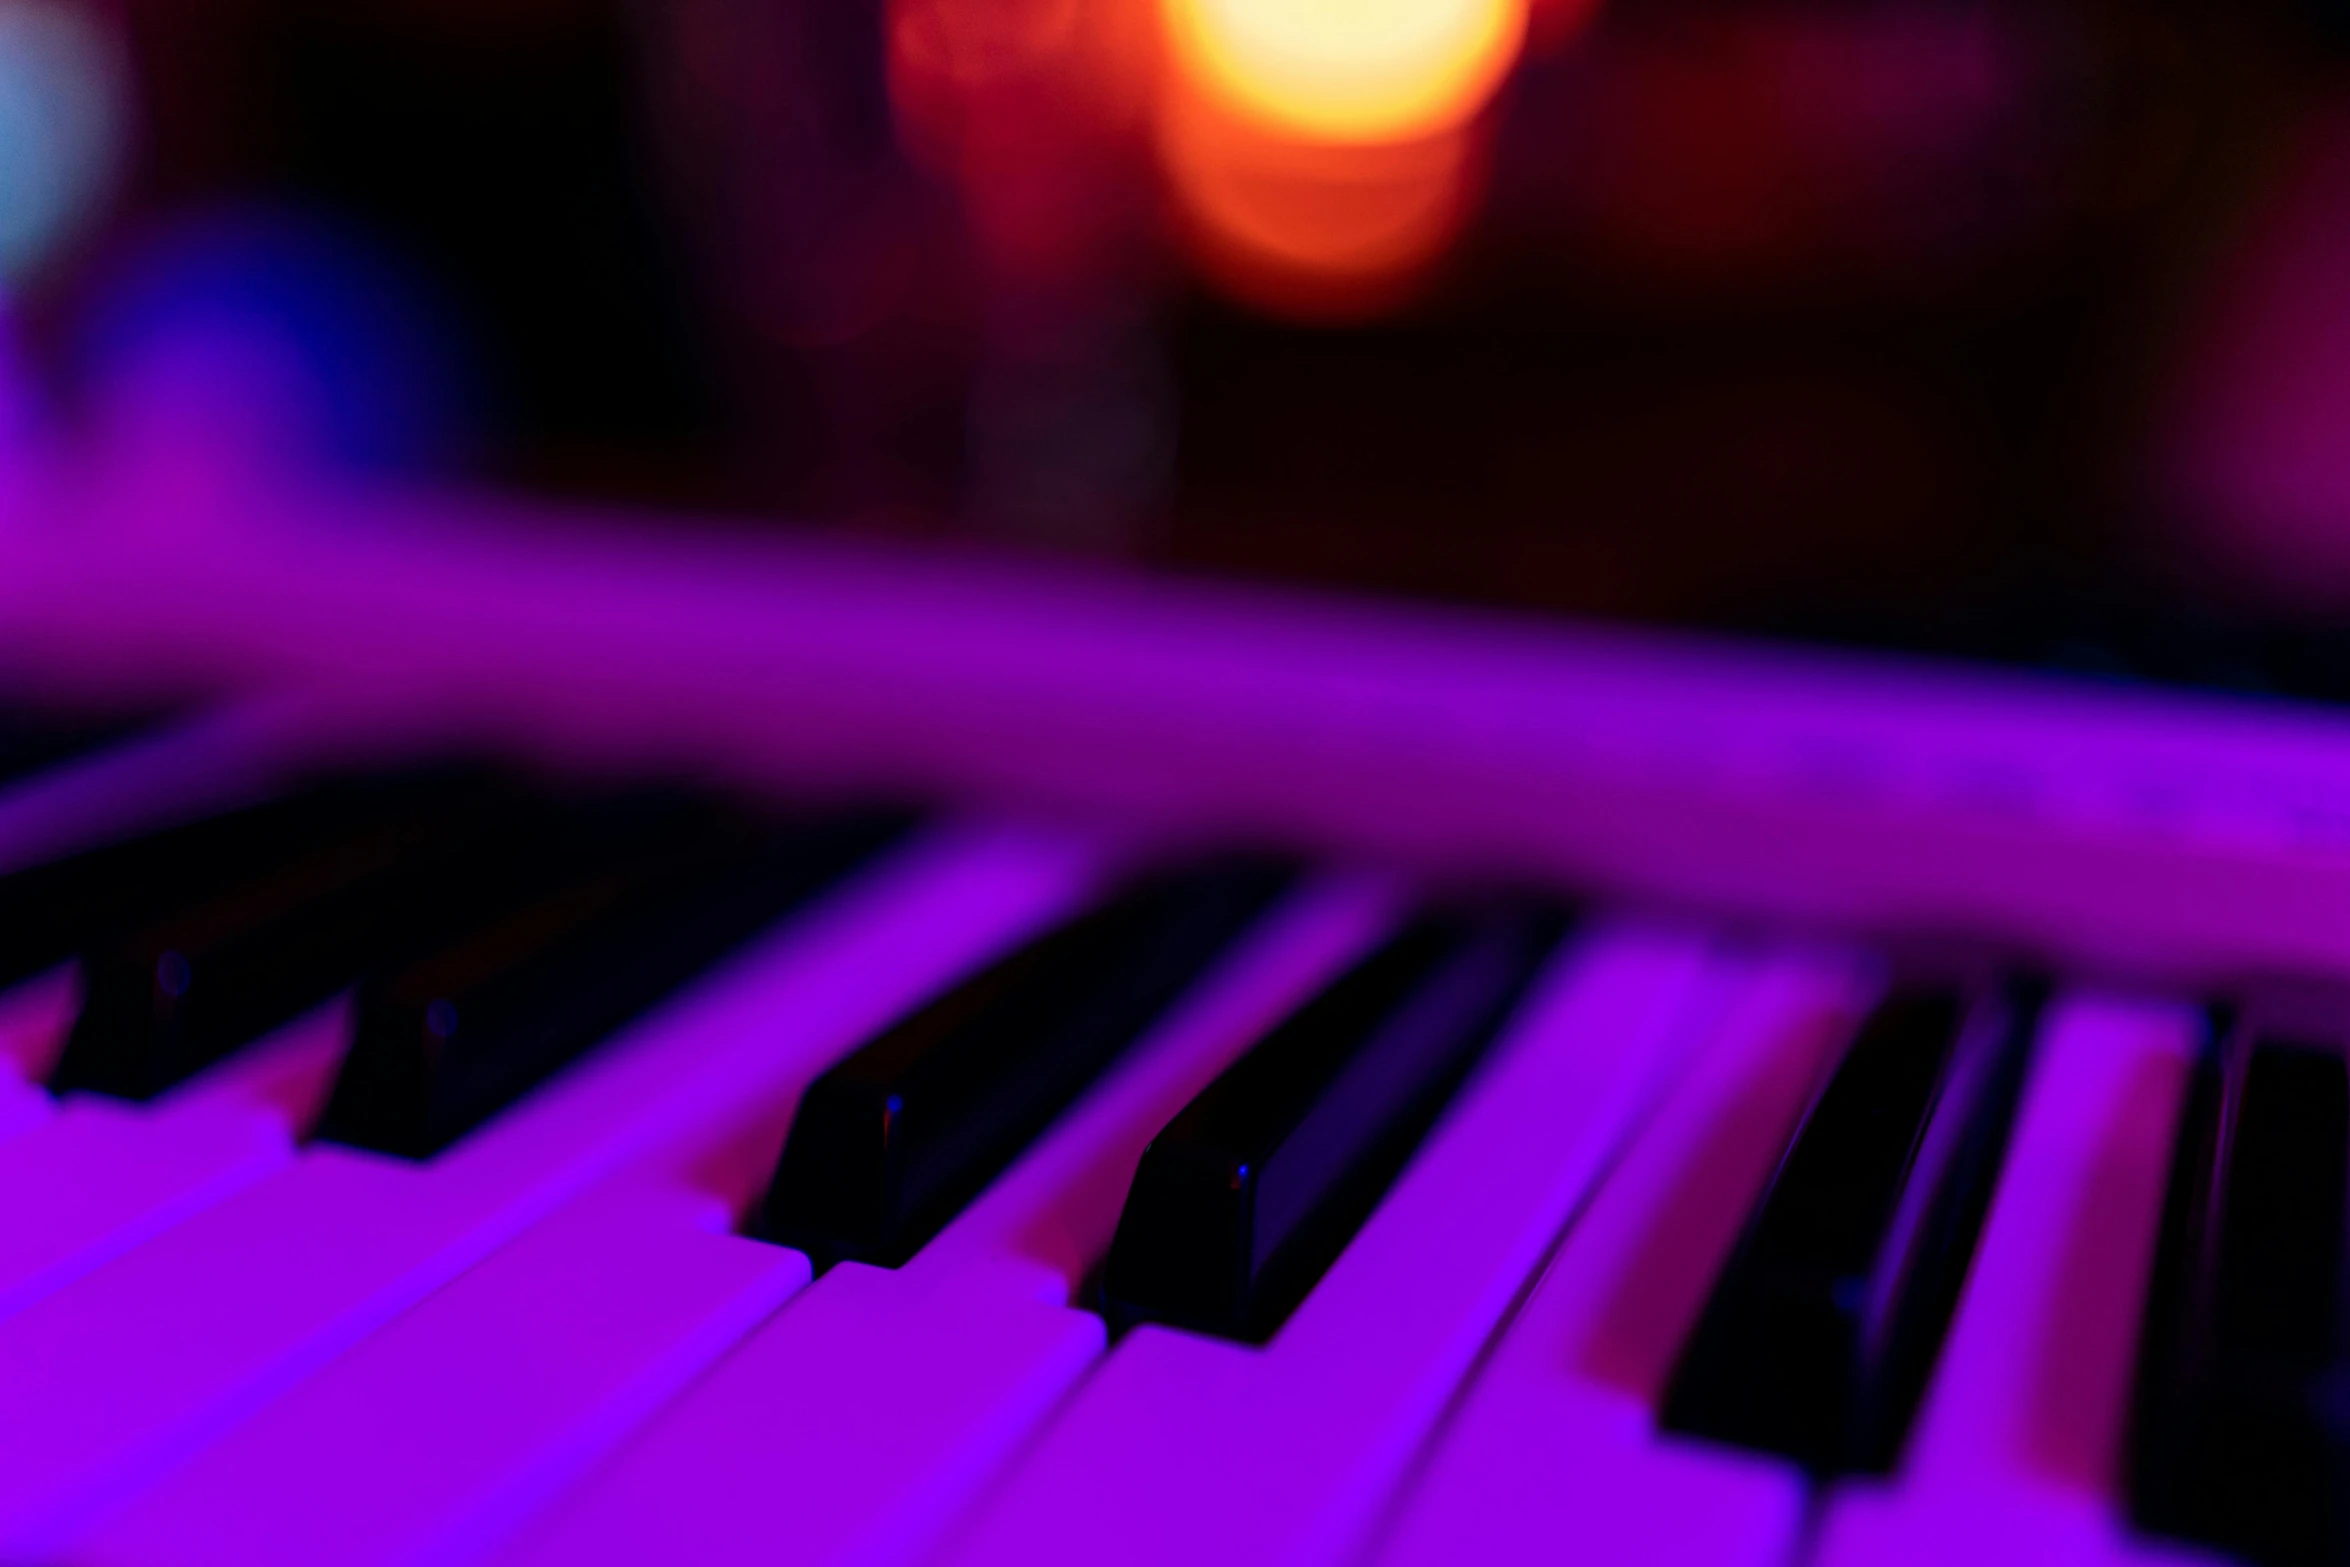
[936,922,1723,1567]
[0,820,1101,1558]
[1815,997,2206,1567]
[0,509,2342,1567]
[67,866,1367,1567]
[485,873,1397,1567]
[1375,949,1870,1567]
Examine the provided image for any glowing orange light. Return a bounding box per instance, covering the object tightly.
[1158,93,1478,317]
[1161,0,1528,145]
[1150,0,1535,318]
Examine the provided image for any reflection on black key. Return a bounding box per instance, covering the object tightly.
[1660,977,2040,1476]
[316,811,905,1160]
[2129,1026,2350,1567]
[762,860,1291,1272]
[1102,903,1570,1345]
[0,777,428,996]
[48,776,522,1100]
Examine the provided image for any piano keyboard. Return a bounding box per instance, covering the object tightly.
[2,507,2349,1567]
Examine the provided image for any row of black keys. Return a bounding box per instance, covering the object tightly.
[0,731,2337,1567]
[0,763,1548,1330]
[1656,961,2350,1567]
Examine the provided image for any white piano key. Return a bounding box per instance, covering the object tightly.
[0,1000,347,1322]
[0,1074,47,1140]
[1814,995,2210,1567]
[487,872,1397,1567]
[70,1181,807,1567]
[1369,949,1875,1567]
[0,821,1101,1558]
[938,920,1729,1567]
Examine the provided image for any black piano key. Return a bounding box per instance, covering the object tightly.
[761,859,1291,1272]
[0,770,485,996]
[2128,1027,2350,1567]
[316,811,905,1160]
[1101,902,1571,1345]
[1659,976,2040,1476]
[47,775,528,1100]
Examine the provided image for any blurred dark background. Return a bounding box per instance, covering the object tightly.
[9,0,2350,690]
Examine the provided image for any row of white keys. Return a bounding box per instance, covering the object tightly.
[484,872,1399,1567]
[72,1175,803,1567]
[1373,947,1876,1567]
[0,820,1104,1559]
[938,919,1730,1567]
[1813,994,2212,1567]
[70,871,1387,1567]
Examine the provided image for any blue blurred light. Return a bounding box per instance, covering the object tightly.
[0,1,125,284]
[75,208,479,475]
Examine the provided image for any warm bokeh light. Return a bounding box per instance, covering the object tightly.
[1158,93,1478,318]
[1150,0,1539,319]
[1162,0,1527,145]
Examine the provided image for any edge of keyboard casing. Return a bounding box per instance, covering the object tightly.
[4,488,2350,984]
